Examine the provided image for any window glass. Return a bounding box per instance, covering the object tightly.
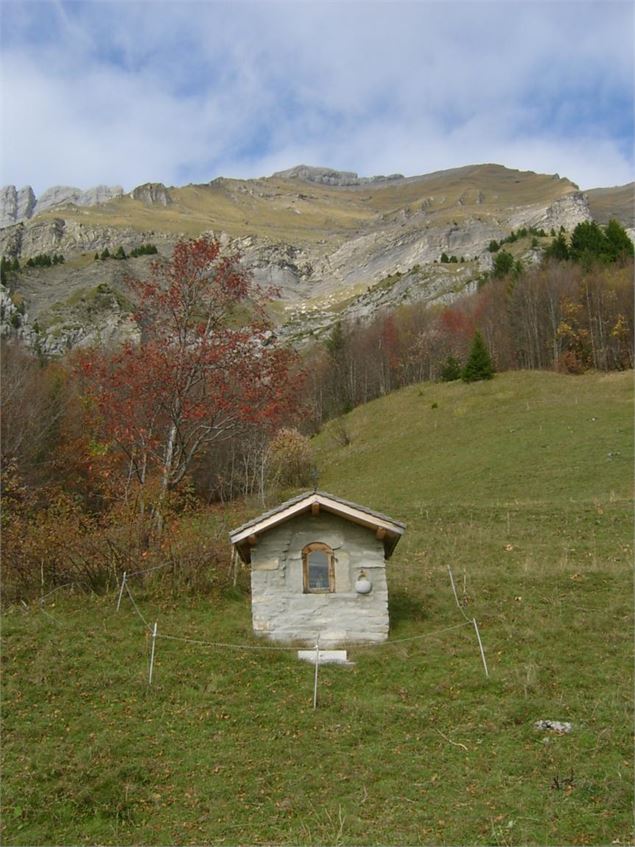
[307,550,330,590]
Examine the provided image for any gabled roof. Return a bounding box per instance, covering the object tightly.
[230,490,406,564]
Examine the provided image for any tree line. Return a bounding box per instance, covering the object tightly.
[301,220,633,425]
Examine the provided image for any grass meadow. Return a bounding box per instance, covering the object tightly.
[2,370,633,845]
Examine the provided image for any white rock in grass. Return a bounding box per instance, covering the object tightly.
[534,720,573,733]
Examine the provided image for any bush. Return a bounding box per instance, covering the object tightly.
[1,464,232,603]
[130,244,159,258]
[266,428,314,489]
[25,253,59,268]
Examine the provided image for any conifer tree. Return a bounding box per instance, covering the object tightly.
[492,249,514,278]
[462,331,494,382]
[605,219,634,261]
[440,355,462,381]
[569,220,608,263]
[545,232,569,261]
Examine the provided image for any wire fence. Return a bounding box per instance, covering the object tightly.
[154,619,474,654]
[124,581,151,630]
[31,562,491,701]
[126,561,174,578]
[113,566,490,693]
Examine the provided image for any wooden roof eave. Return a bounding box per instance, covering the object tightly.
[230,491,405,564]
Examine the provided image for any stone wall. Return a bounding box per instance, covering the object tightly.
[250,511,389,646]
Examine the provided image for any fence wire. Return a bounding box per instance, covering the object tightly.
[126,561,174,578]
[34,571,487,676]
[121,581,478,657]
[157,633,299,652]
[124,582,151,629]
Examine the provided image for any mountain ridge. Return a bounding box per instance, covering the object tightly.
[1,163,632,356]
[2,161,625,228]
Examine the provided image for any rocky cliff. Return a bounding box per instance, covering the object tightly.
[272,165,405,186]
[130,182,172,206]
[0,183,125,227]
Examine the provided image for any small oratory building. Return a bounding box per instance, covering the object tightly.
[229,490,406,646]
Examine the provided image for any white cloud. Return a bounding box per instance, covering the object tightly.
[1,0,632,193]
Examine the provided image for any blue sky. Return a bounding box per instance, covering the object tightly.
[1,0,633,193]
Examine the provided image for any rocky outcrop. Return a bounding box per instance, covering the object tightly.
[0,273,140,357]
[17,187,37,222]
[37,186,87,213]
[0,184,124,227]
[130,182,172,206]
[273,165,405,187]
[514,191,592,232]
[0,186,19,228]
[37,184,124,213]
[0,218,173,260]
[1,186,37,228]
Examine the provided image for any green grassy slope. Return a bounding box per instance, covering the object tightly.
[315,370,632,508]
[2,371,633,846]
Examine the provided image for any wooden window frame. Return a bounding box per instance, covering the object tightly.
[302,542,335,594]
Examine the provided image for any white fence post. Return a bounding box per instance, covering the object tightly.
[472,618,489,678]
[312,634,320,709]
[448,565,460,609]
[148,622,158,685]
[116,571,127,611]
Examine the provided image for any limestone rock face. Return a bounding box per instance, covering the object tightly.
[511,191,592,232]
[273,164,405,187]
[17,187,37,222]
[130,182,171,206]
[0,184,124,227]
[37,186,86,213]
[0,186,35,227]
[0,218,173,260]
[0,186,18,227]
[37,184,124,213]
[81,185,125,206]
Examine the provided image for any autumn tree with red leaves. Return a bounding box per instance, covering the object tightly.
[78,237,301,529]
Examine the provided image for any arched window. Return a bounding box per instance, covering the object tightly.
[302,542,335,593]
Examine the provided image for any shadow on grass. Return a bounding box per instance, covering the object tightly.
[388,589,430,626]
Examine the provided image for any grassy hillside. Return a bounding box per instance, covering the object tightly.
[585,183,634,227]
[34,164,580,243]
[2,371,633,846]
